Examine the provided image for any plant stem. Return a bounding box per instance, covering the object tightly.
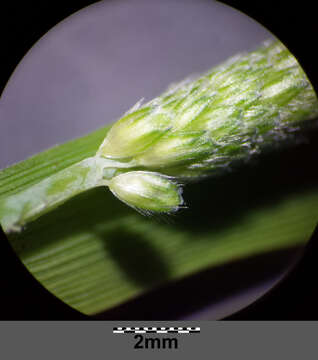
[0,158,106,232]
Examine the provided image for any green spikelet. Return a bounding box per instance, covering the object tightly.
[98,40,318,179]
[1,39,318,232]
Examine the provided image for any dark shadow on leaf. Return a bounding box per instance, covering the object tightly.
[98,228,171,286]
[8,185,172,287]
[8,186,133,255]
[94,245,303,320]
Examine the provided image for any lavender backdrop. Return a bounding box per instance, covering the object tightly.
[0,0,272,168]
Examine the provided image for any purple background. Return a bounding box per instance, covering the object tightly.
[0,0,272,169]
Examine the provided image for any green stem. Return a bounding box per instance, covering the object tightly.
[0,157,107,232]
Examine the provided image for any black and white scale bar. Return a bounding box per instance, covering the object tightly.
[113,327,200,334]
